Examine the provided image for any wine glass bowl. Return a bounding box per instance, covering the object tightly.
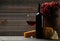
[26,13,36,30]
[27,21,36,26]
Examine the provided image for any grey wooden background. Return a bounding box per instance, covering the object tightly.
[0,5,37,36]
[0,0,60,36]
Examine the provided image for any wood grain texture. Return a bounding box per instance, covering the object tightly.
[0,13,36,36]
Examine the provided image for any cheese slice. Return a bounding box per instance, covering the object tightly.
[24,30,36,38]
[51,31,59,39]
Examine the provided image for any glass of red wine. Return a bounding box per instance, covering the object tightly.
[26,13,36,30]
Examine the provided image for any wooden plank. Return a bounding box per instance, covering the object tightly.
[0,5,38,13]
[0,0,58,5]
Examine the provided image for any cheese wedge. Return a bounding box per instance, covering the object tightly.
[24,30,36,38]
[51,31,59,39]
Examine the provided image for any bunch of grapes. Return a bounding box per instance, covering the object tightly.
[41,1,60,17]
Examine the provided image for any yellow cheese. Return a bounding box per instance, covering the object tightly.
[24,30,36,38]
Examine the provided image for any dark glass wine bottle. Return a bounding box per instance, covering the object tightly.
[36,4,44,39]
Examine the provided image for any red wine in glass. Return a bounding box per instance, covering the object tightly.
[27,21,36,26]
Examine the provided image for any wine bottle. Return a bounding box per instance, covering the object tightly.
[36,4,44,39]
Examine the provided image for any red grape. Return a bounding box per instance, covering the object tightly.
[41,1,60,17]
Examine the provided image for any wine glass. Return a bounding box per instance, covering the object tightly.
[26,13,36,31]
